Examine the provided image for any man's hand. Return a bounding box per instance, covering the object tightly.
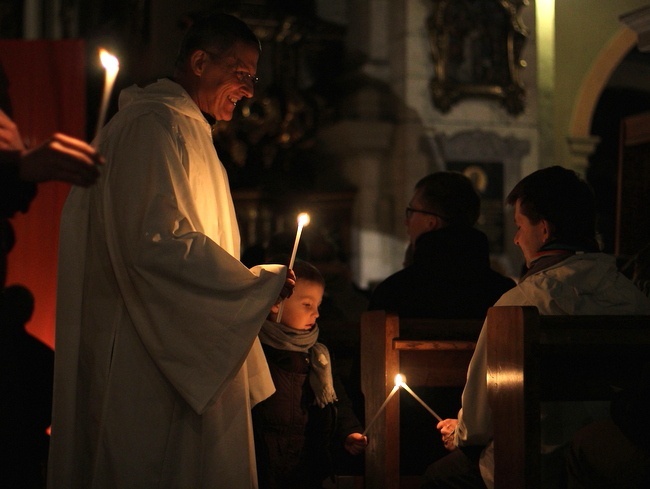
[436,418,458,452]
[277,268,296,302]
[1,109,104,187]
[0,109,26,151]
[19,133,104,187]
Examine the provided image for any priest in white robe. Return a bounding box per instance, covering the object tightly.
[48,14,293,489]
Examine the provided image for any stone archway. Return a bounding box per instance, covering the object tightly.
[567,28,637,173]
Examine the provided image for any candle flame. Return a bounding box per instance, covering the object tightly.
[99,49,119,74]
[394,373,405,386]
[297,212,310,227]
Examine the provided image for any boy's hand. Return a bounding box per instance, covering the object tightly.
[344,433,368,455]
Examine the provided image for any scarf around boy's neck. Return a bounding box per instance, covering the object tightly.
[259,320,338,408]
[259,320,319,351]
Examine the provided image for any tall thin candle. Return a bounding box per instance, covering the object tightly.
[276,212,310,323]
[95,49,120,141]
[362,374,404,436]
[400,379,443,421]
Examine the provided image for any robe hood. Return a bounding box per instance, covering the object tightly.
[117,78,207,125]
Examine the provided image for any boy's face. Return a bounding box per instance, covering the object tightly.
[513,199,549,267]
[278,279,323,330]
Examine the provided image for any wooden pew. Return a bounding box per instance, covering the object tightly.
[486,306,650,489]
[360,310,484,488]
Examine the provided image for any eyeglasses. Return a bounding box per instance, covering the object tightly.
[405,206,447,220]
[234,70,259,86]
[202,50,259,86]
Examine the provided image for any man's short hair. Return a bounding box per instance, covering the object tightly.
[506,165,597,246]
[415,171,480,227]
[175,12,260,68]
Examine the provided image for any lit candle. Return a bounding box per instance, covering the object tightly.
[276,212,310,322]
[288,212,310,269]
[400,377,443,421]
[362,374,404,436]
[95,48,120,141]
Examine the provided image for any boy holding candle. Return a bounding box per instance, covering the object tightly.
[253,259,367,488]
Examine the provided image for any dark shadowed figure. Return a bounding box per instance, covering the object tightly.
[0,284,54,489]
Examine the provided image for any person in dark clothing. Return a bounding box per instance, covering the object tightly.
[0,70,101,487]
[367,171,515,474]
[0,284,54,488]
[368,171,515,318]
[253,260,367,488]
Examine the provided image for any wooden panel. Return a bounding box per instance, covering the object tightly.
[360,310,482,488]
[486,306,650,489]
[617,112,650,256]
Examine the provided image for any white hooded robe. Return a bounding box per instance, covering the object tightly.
[48,79,284,489]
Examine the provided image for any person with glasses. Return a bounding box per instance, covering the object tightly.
[49,13,295,489]
[369,171,514,319]
[367,171,515,475]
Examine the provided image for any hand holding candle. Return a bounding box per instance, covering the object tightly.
[276,212,310,323]
[95,49,120,141]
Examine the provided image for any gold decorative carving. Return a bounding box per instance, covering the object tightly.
[428,0,528,115]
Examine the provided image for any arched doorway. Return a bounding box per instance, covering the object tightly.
[570,29,650,254]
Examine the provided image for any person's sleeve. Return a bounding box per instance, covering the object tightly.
[334,373,364,441]
[455,318,493,447]
[454,287,529,447]
[100,113,285,413]
[0,152,37,218]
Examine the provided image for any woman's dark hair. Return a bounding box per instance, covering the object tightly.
[175,12,260,68]
[506,165,597,247]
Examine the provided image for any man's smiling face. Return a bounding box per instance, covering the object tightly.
[195,41,259,121]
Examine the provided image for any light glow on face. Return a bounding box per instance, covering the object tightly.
[200,43,259,121]
[278,280,323,330]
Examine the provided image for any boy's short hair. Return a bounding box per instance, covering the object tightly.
[292,259,325,288]
[415,171,480,227]
[506,165,597,247]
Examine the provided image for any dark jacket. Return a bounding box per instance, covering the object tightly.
[252,344,362,489]
[1,158,37,285]
[369,225,515,318]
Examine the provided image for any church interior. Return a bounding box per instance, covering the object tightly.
[2,1,650,487]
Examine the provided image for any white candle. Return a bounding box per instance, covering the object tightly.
[400,379,443,421]
[288,212,310,269]
[276,212,310,323]
[362,374,404,436]
[95,49,120,141]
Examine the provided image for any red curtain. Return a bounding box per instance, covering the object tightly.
[1,40,86,349]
